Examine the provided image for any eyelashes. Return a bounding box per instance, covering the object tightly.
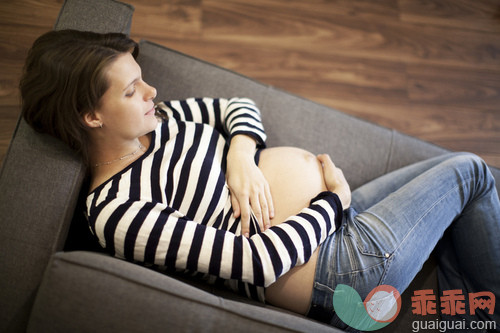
[125,88,136,97]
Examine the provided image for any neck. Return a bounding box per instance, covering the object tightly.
[88,135,149,169]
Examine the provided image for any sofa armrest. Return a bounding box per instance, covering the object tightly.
[28,252,340,333]
[54,0,134,33]
[0,1,135,332]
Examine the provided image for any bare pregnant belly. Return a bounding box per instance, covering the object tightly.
[258,147,328,314]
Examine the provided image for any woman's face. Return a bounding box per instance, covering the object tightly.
[92,52,158,142]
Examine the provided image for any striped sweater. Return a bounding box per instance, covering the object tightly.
[86,97,342,302]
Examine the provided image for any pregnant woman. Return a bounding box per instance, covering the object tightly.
[20,30,499,330]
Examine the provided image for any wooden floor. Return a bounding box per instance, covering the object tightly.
[1,0,500,168]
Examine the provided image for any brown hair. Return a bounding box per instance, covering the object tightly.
[20,29,139,165]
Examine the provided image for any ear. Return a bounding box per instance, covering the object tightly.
[82,111,102,129]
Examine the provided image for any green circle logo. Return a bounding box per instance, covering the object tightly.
[332,284,402,331]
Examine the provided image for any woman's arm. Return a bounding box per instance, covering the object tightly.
[87,191,342,288]
[156,97,266,147]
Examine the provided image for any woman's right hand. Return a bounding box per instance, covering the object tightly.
[317,154,351,209]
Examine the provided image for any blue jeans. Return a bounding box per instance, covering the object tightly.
[306,153,500,331]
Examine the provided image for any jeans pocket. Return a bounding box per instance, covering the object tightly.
[348,232,390,260]
[344,243,390,302]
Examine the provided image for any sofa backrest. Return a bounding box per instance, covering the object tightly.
[0,1,134,332]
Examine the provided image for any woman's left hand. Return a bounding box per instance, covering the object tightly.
[226,136,274,238]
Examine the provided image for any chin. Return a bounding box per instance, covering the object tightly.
[146,117,160,132]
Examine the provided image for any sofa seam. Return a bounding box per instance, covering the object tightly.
[0,116,22,178]
[384,129,396,174]
[52,0,68,29]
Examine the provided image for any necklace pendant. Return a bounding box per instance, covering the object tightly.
[94,144,144,168]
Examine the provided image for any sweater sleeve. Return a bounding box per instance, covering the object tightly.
[88,191,342,288]
[156,97,267,148]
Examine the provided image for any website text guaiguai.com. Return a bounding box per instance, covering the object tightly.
[411,319,496,332]
[410,288,496,332]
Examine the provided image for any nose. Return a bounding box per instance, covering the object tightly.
[144,82,157,101]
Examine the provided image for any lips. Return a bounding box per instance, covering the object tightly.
[145,105,156,116]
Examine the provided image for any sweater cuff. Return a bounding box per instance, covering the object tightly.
[229,131,267,149]
[310,191,343,230]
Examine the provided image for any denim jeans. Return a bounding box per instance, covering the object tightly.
[306,153,500,332]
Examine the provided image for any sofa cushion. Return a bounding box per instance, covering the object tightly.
[28,251,340,333]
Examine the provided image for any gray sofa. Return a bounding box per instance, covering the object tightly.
[1,0,499,332]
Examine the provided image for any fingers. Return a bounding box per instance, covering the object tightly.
[317,153,334,169]
[230,183,274,238]
[250,193,264,231]
[250,186,274,232]
[239,197,251,238]
[231,194,241,218]
[265,182,275,222]
[317,154,352,209]
[317,154,338,187]
[317,154,338,182]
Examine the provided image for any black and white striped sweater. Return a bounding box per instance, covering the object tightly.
[86,97,342,302]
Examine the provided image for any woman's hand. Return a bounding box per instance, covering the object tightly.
[317,154,351,209]
[226,135,274,238]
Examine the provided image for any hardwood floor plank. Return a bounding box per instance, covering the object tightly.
[406,64,500,108]
[129,0,202,40]
[0,0,62,28]
[318,98,500,166]
[0,1,59,168]
[201,0,500,70]
[399,0,500,32]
